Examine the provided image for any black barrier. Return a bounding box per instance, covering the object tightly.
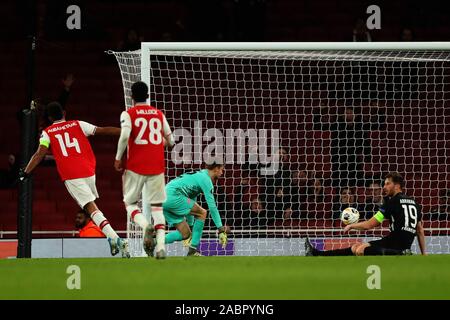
[17,109,37,258]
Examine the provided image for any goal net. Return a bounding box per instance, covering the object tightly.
[111,43,450,257]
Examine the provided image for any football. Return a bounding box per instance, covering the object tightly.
[340,207,360,225]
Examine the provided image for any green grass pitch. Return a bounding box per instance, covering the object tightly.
[1,255,449,299]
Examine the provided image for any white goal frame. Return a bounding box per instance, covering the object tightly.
[140,41,450,89]
[116,42,450,256]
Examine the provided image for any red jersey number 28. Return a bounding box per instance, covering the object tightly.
[134,117,163,145]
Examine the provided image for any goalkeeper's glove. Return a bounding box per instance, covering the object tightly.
[18,168,29,181]
[218,226,228,249]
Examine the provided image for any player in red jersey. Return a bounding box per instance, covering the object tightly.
[115,81,174,259]
[21,102,130,258]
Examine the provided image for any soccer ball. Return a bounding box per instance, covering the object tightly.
[340,207,359,225]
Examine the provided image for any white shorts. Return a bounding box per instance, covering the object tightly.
[122,170,166,205]
[64,175,99,208]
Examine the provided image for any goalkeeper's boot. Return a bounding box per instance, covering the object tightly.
[155,248,167,260]
[182,235,192,247]
[117,238,131,258]
[187,246,203,257]
[108,237,119,256]
[304,238,316,256]
[143,224,156,257]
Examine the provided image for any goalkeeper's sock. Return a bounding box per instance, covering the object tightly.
[151,206,166,252]
[165,230,183,244]
[363,246,404,256]
[91,210,118,240]
[190,218,205,249]
[315,247,353,256]
[126,205,149,230]
[186,214,194,228]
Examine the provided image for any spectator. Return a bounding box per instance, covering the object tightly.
[362,181,384,219]
[352,18,372,42]
[314,106,374,188]
[289,170,310,217]
[400,27,415,41]
[233,173,252,214]
[248,197,268,227]
[215,180,233,225]
[0,154,19,189]
[309,177,325,204]
[430,189,450,221]
[19,73,75,128]
[286,171,325,219]
[264,147,291,192]
[35,74,76,167]
[242,143,261,177]
[332,187,364,220]
[38,73,75,129]
[76,210,104,238]
[118,28,144,52]
[261,147,291,220]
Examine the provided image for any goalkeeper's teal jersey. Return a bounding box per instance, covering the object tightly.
[166,169,223,228]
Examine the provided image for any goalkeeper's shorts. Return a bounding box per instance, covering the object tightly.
[163,192,195,227]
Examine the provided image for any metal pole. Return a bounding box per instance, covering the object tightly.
[17,0,37,258]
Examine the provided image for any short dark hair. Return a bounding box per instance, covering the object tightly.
[46,102,64,121]
[131,81,149,102]
[385,172,404,188]
[77,209,90,219]
[206,162,224,171]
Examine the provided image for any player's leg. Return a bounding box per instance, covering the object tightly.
[187,203,207,255]
[144,174,167,258]
[165,219,191,243]
[163,192,195,246]
[65,176,119,240]
[84,201,127,257]
[305,238,355,256]
[182,214,195,247]
[176,221,192,240]
[360,238,409,256]
[84,202,118,240]
[86,176,129,258]
[353,243,370,256]
[123,170,150,230]
[65,176,128,257]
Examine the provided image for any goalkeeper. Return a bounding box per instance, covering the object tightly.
[163,163,228,256]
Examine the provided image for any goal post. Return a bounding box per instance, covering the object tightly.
[111,42,450,257]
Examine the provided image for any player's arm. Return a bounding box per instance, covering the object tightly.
[201,185,223,229]
[21,134,50,179]
[95,127,121,136]
[162,114,174,148]
[201,183,229,247]
[114,111,131,171]
[79,120,120,136]
[344,215,381,232]
[416,221,427,255]
[23,145,48,175]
